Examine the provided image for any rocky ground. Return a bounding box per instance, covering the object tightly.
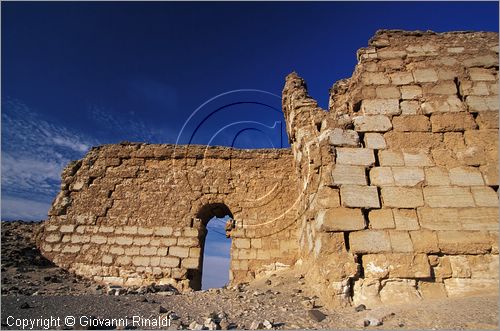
[1,221,498,330]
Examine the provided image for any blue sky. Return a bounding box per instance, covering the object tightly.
[2,1,498,288]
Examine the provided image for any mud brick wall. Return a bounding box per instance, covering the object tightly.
[39,30,498,304]
[38,144,299,290]
[283,30,498,307]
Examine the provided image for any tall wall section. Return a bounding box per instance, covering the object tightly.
[37,144,299,290]
[284,30,499,307]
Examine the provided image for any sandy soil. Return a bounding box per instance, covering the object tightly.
[1,221,498,330]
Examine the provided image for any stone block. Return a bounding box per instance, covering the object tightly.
[392,167,425,186]
[400,101,419,115]
[370,167,394,186]
[234,238,251,249]
[481,164,499,186]
[362,72,390,85]
[375,86,400,99]
[424,81,457,95]
[468,255,499,279]
[379,150,404,166]
[401,85,422,99]
[332,165,367,185]
[313,232,347,256]
[466,95,499,112]
[353,115,392,132]
[378,49,407,59]
[177,237,198,247]
[352,278,381,306]
[389,230,414,253]
[340,185,380,208]
[449,256,471,278]
[133,237,150,246]
[448,166,485,186]
[368,209,395,229]
[385,132,443,149]
[458,207,498,231]
[444,278,499,297]
[418,282,447,300]
[361,99,400,116]
[90,235,107,244]
[468,68,496,81]
[476,111,499,130]
[169,246,190,258]
[424,167,451,186]
[392,115,430,132]
[413,69,438,83]
[379,279,422,304]
[336,148,375,166]
[393,209,420,230]
[132,256,150,267]
[389,71,414,85]
[363,254,430,278]
[421,95,464,114]
[315,208,366,232]
[430,113,477,132]
[60,225,75,233]
[350,230,391,253]
[417,207,460,230]
[381,187,424,208]
[409,230,439,253]
[159,256,180,268]
[364,133,386,149]
[423,186,475,208]
[155,226,173,236]
[181,258,199,269]
[310,186,341,209]
[471,187,498,207]
[437,230,491,254]
[463,55,498,68]
[327,128,360,147]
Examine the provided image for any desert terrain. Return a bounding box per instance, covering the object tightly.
[1,221,498,330]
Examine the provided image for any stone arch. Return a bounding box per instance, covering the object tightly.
[191,202,234,290]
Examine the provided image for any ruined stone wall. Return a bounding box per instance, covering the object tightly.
[38,144,299,290]
[284,30,499,307]
[39,30,498,304]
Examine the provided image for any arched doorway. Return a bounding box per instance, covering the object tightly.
[195,203,233,290]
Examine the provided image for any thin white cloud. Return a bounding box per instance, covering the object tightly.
[1,196,51,221]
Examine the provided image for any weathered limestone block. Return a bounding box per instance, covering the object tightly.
[353,115,392,132]
[448,166,485,186]
[471,186,498,207]
[310,186,341,209]
[449,256,471,278]
[336,148,375,166]
[313,232,347,256]
[468,67,496,81]
[379,150,404,166]
[361,99,400,116]
[326,128,360,147]
[364,133,386,149]
[392,167,425,186]
[458,207,498,231]
[362,72,390,85]
[350,231,391,253]
[375,85,400,99]
[384,132,443,149]
[368,209,395,229]
[467,255,499,279]
[363,254,430,278]
[393,209,420,230]
[437,230,491,254]
[370,167,394,186]
[340,185,380,208]
[444,278,499,297]
[475,111,499,130]
[466,95,499,112]
[401,85,422,99]
[413,69,438,83]
[332,165,367,185]
[417,281,448,300]
[353,278,381,306]
[430,113,477,132]
[423,81,457,95]
[463,54,498,67]
[389,230,414,252]
[421,95,464,114]
[400,100,419,115]
[409,230,439,253]
[315,208,365,232]
[381,187,424,208]
[417,208,460,230]
[423,186,475,208]
[379,279,422,304]
[389,71,414,85]
[169,246,190,258]
[392,115,430,132]
[424,167,451,186]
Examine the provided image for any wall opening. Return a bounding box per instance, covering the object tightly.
[195,203,233,290]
